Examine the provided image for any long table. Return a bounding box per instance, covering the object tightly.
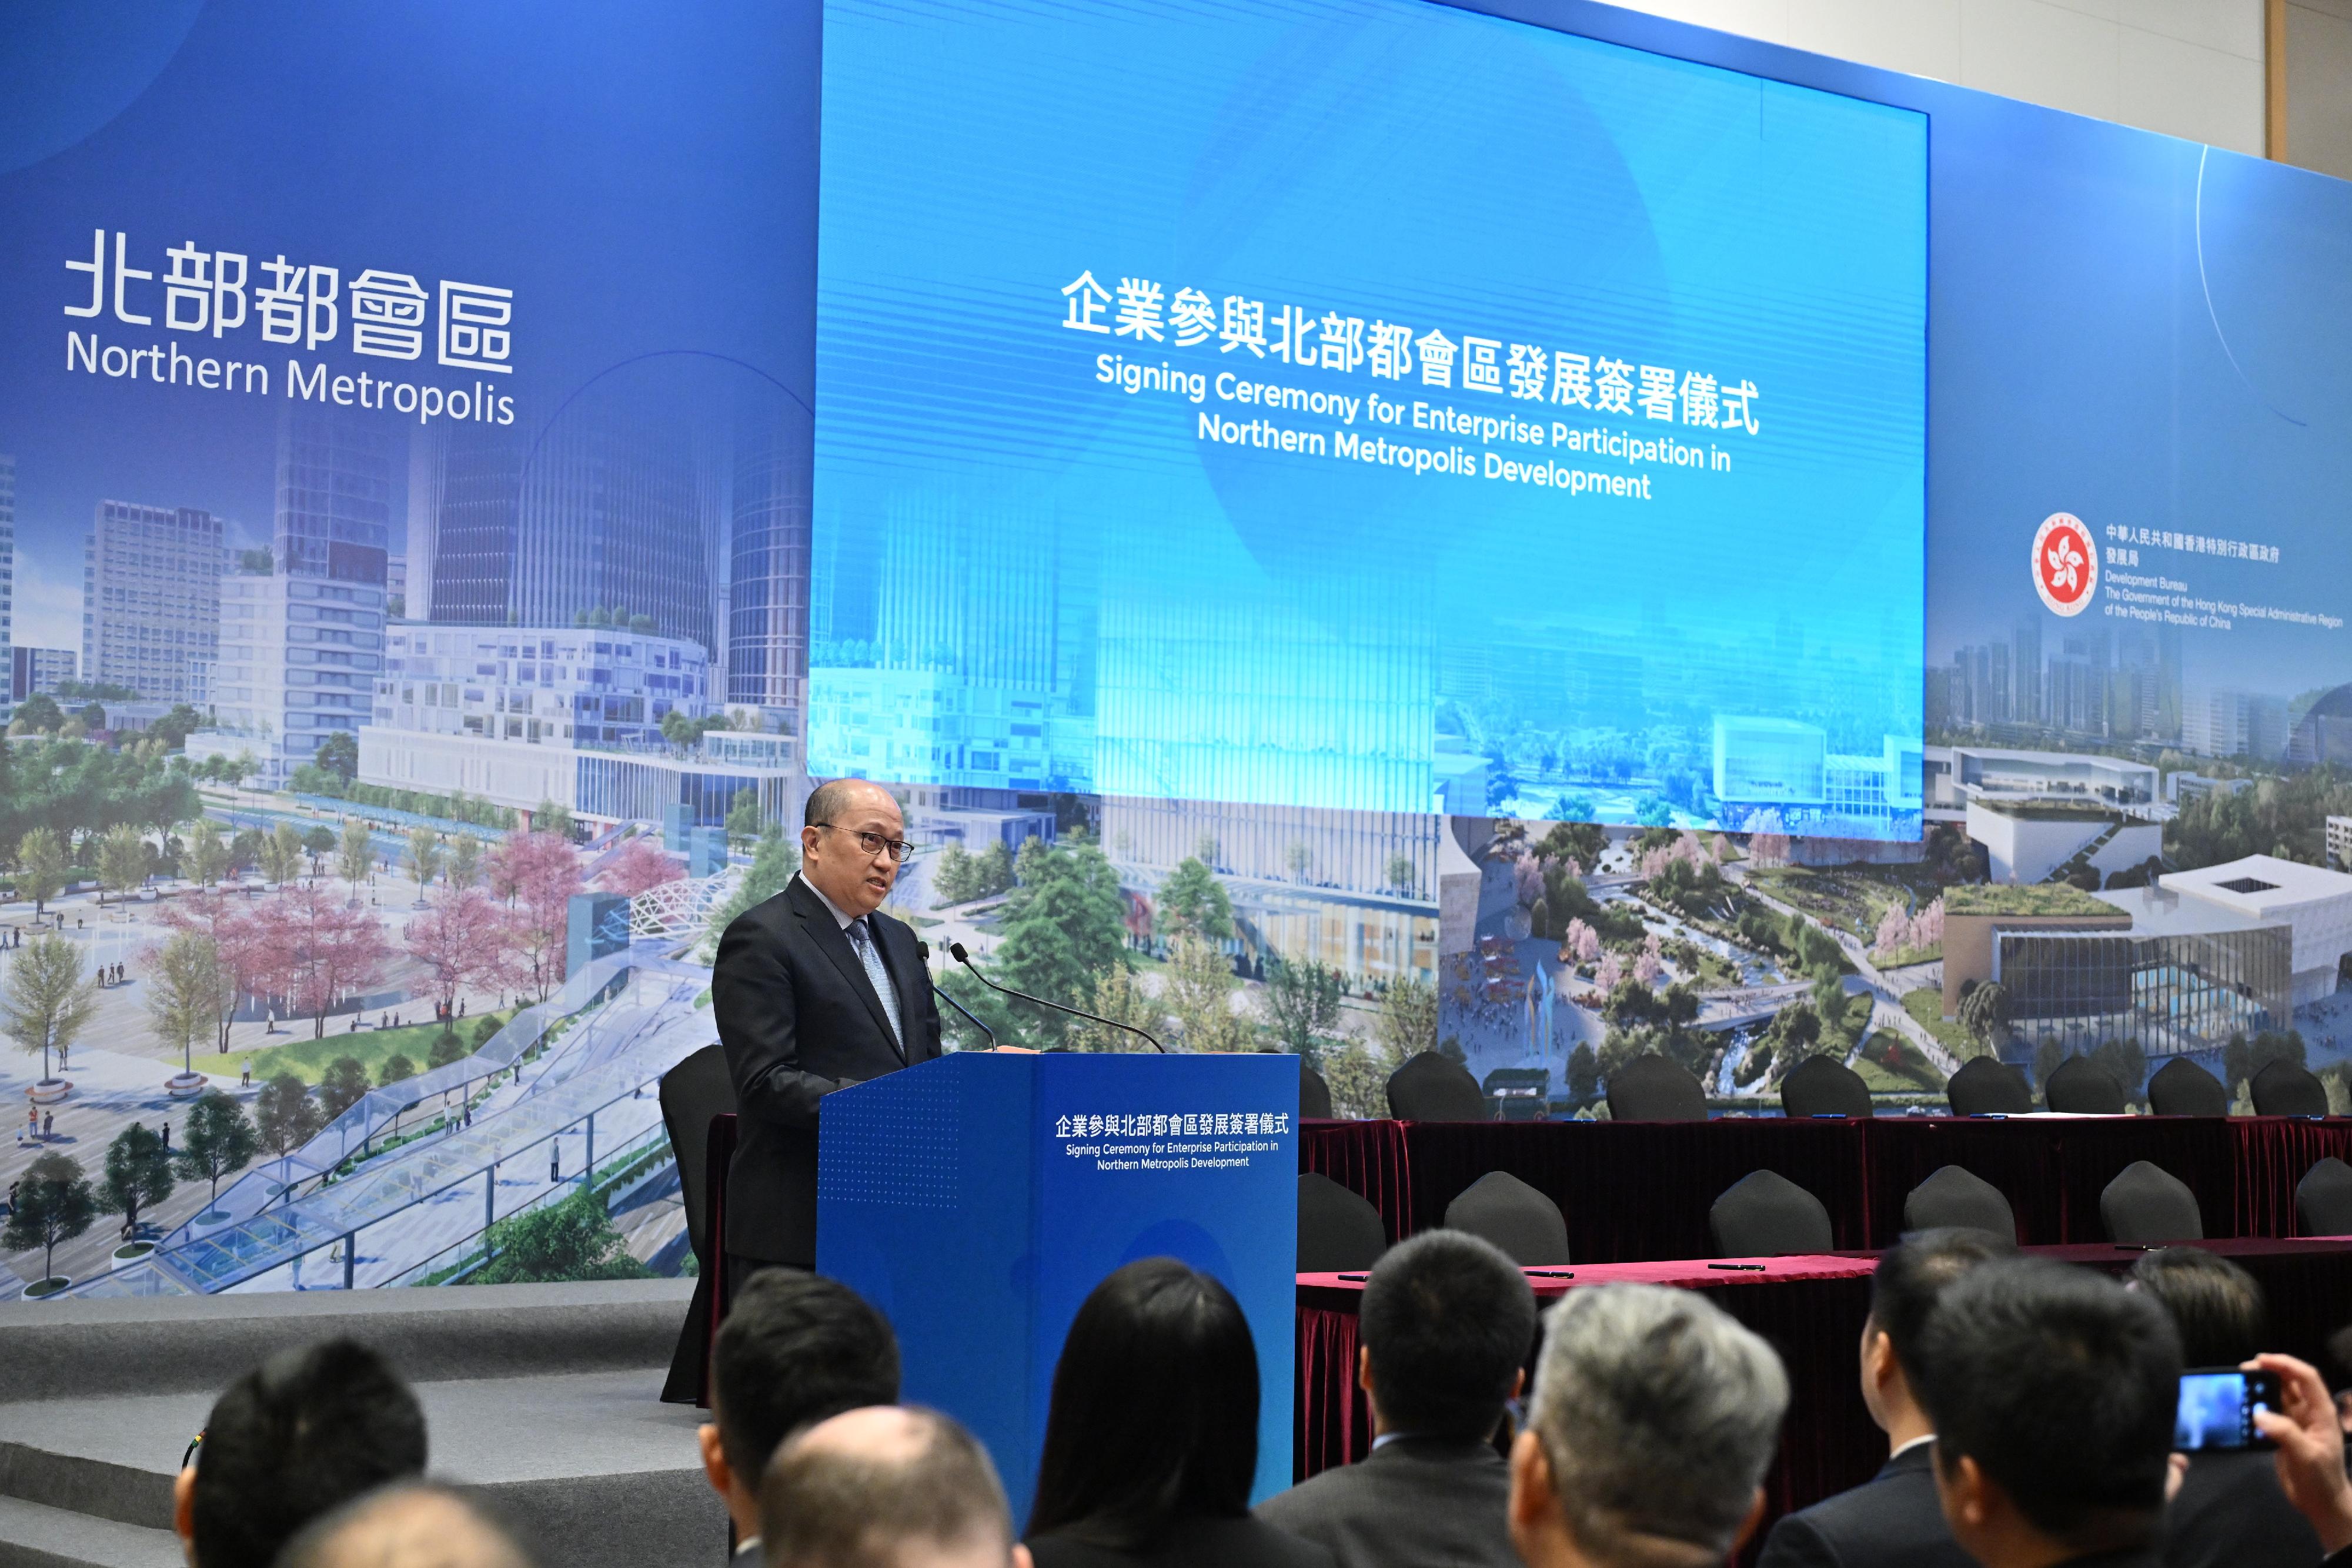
[1295,1239,2352,1566]
[1300,1115,2352,1257]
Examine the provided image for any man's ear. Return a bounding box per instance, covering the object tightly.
[1357,1344,1373,1395]
[1508,1427,1554,1531]
[698,1422,734,1501]
[173,1465,197,1548]
[1730,1486,1768,1554]
[1510,1366,1526,1402]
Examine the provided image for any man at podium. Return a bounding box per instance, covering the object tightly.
[714,778,943,1284]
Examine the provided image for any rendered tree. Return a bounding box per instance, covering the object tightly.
[429,1031,469,1069]
[532,799,576,839]
[259,821,305,885]
[724,788,763,848]
[1284,841,1313,882]
[184,818,230,887]
[173,1091,258,1209]
[96,824,148,904]
[1566,1042,1600,1105]
[991,837,1130,1049]
[319,1056,373,1119]
[144,929,218,1078]
[301,825,336,876]
[473,1185,649,1283]
[314,731,359,781]
[12,694,62,734]
[1385,853,1418,897]
[1,934,98,1083]
[487,831,583,999]
[336,816,373,896]
[1375,972,1440,1065]
[446,833,484,891]
[406,825,444,895]
[705,825,798,943]
[1163,934,1252,1053]
[1265,957,1344,1062]
[1063,965,1161,1054]
[379,1053,417,1086]
[5,1152,96,1285]
[596,835,683,898]
[253,885,392,1038]
[16,825,65,914]
[253,1073,325,1201]
[103,1122,175,1237]
[403,887,515,1019]
[159,890,260,1052]
[1157,858,1234,942]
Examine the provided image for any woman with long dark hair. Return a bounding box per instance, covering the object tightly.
[1025,1259,1332,1568]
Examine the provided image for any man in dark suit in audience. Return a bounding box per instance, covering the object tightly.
[714,778,943,1282]
[2126,1247,2321,1567]
[1258,1230,1536,1568]
[1758,1229,2001,1568]
[1911,1259,2180,1568]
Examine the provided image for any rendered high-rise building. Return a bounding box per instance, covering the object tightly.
[727,407,811,724]
[81,500,220,702]
[0,457,14,706]
[10,647,72,702]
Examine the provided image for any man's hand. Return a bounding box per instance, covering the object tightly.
[2249,1353,2352,1553]
[990,1045,1040,1054]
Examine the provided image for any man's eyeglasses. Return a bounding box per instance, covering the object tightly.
[816,824,911,863]
[182,1429,205,1471]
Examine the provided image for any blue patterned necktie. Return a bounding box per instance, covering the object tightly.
[846,917,904,1049]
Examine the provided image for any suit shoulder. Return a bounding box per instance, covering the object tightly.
[1255,1462,1362,1527]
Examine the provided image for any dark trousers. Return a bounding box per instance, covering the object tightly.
[724,1253,803,1312]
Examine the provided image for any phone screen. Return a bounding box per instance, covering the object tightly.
[2174,1370,2279,1450]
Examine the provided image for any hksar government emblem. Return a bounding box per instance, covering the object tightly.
[2032,513,2098,617]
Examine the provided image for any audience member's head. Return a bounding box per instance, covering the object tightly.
[1912,1259,2181,1564]
[1862,1229,2004,1442]
[700,1269,902,1542]
[1508,1283,1788,1568]
[278,1483,534,1568]
[1025,1258,1258,1549]
[1359,1229,1537,1443]
[173,1338,427,1568]
[761,1406,1030,1568]
[2129,1245,2268,1366]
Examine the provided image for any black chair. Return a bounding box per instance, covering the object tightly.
[1298,1172,1388,1272]
[1299,1056,1333,1119]
[2298,1158,2352,1236]
[1709,1169,1835,1257]
[1607,1054,1708,1122]
[657,1043,736,1405]
[1901,1164,2019,1246]
[2099,1160,2204,1243]
[2043,1055,2125,1115]
[1780,1054,1873,1118]
[2253,1059,2330,1117]
[1444,1171,1570,1266]
[2148,1058,2229,1117]
[1385,1051,1488,1121]
[1946,1057,2034,1116]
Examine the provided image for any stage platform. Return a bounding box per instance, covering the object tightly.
[0,1280,713,1568]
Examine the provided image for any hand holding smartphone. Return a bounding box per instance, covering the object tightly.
[2175,1368,2283,1450]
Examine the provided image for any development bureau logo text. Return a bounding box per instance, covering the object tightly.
[2033,513,2097,617]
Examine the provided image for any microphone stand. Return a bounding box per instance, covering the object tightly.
[948,941,1165,1052]
[918,941,1000,1049]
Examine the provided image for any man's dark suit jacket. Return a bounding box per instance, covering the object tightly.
[713,874,941,1266]
[1254,1435,1516,1568]
[1756,1443,1975,1568]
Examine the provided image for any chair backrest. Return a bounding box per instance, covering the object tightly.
[2147,1058,2229,1117]
[1298,1172,1389,1272]
[1780,1054,1873,1119]
[659,1044,736,1266]
[1444,1171,1571,1266]
[2298,1157,2352,1236]
[2043,1055,2126,1115]
[1709,1169,1835,1257]
[1299,1055,1334,1120]
[1946,1057,2034,1116]
[2252,1059,2330,1118]
[1902,1164,2019,1246]
[1608,1054,1708,1123]
[1385,1050,1489,1122]
[2099,1160,2204,1243]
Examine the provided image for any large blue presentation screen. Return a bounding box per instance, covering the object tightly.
[811,0,1926,840]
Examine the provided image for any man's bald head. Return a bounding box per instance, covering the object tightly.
[278,1483,533,1568]
[761,1407,1021,1568]
[800,780,906,918]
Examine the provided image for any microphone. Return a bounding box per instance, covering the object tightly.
[948,941,1165,1052]
[918,941,997,1049]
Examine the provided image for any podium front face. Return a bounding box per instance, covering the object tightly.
[817,1051,1299,1517]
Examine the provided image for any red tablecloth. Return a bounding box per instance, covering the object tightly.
[1294,1239,2352,1566]
[1298,1115,2352,1256]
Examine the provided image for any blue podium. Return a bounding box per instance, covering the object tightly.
[816,1050,1299,1518]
